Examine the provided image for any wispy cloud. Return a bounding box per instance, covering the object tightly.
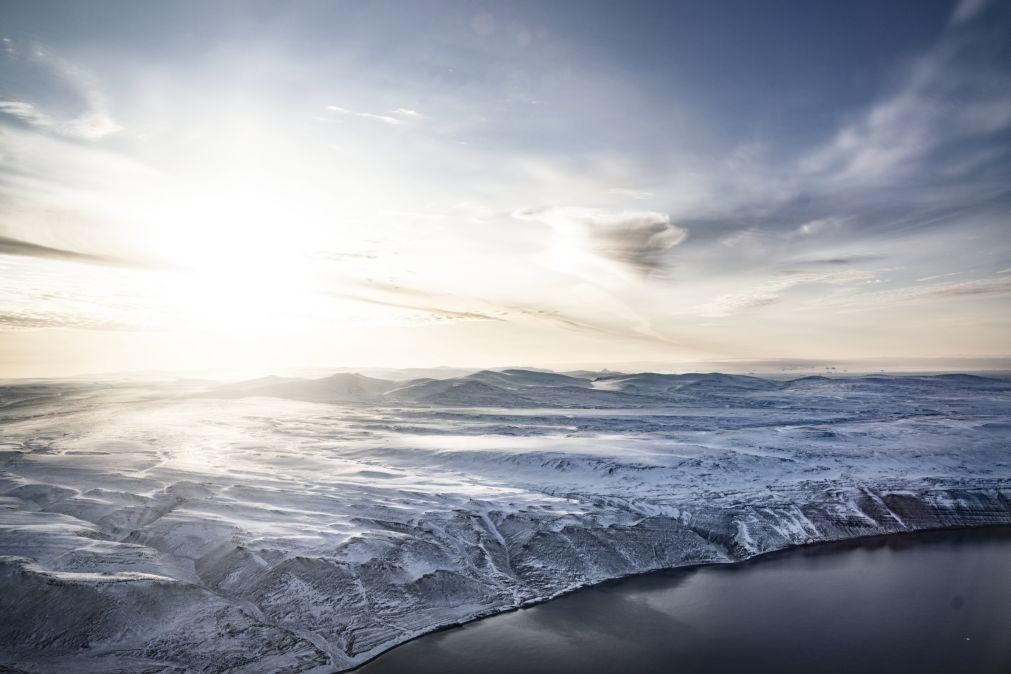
[789,254,886,267]
[795,217,847,237]
[916,276,1011,299]
[698,270,873,317]
[391,107,422,118]
[798,14,1011,195]
[809,274,1011,314]
[606,187,652,200]
[326,105,422,126]
[0,41,119,141]
[326,287,502,324]
[0,98,118,141]
[0,310,134,331]
[950,0,991,25]
[0,234,161,269]
[329,277,706,349]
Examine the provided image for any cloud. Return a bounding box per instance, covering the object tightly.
[326,288,501,323]
[796,216,847,236]
[950,0,991,25]
[789,254,886,267]
[0,234,130,267]
[0,310,134,331]
[326,105,422,126]
[588,215,686,273]
[330,277,703,349]
[327,105,401,125]
[0,101,50,128]
[391,107,422,118]
[921,277,1011,298]
[519,206,686,275]
[809,275,1011,314]
[798,17,1011,194]
[502,305,678,343]
[916,272,963,282]
[699,270,872,317]
[606,187,652,200]
[0,99,118,141]
[0,234,176,270]
[0,42,119,141]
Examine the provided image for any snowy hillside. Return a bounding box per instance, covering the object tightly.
[1,371,1009,671]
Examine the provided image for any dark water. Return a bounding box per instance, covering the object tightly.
[359,528,1011,674]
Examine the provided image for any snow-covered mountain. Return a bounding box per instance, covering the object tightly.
[210,368,808,408]
[210,372,397,403]
[0,371,1009,671]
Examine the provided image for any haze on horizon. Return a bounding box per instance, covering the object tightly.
[1,0,1009,379]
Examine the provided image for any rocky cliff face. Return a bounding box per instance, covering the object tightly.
[1,373,1009,672]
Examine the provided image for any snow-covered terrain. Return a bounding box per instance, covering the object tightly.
[1,370,1010,672]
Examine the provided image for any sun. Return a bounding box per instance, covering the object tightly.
[143,179,335,338]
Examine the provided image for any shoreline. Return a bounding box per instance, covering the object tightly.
[344,521,1011,673]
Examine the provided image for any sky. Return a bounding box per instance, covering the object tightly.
[0,0,1009,378]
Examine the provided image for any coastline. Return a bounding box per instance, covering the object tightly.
[345,518,1011,673]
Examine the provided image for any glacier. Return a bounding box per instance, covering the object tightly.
[1,369,1009,672]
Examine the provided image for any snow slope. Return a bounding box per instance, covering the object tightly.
[1,372,1009,672]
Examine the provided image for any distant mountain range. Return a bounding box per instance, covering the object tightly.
[205,369,1011,407]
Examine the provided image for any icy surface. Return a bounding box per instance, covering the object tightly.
[1,371,1010,672]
